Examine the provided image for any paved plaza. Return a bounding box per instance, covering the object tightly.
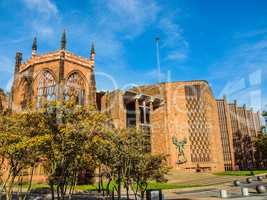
[164,171,267,200]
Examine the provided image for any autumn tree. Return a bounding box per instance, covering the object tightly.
[40,101,111,200]
[92,128,168,200]
[0,110,49,200]
[0,101,169,200]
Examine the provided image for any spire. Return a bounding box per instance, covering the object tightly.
[15,52,22,73]
[60,30,66,50]
[32,36,37,56]
[90,42,95,61]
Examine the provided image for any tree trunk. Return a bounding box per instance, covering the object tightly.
[6,175,16,200]
[49,179,55,200]
[23,165,35,200]
[57,185,60,200]
[117,170,122,200]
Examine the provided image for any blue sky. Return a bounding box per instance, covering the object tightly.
[0,0,267,110]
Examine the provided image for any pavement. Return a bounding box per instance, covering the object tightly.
[9,171,267,199]
[163,171,267,200]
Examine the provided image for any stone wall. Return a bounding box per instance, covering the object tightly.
[11,50,95,111]
[0,89,8,111]
[127,81,225,172]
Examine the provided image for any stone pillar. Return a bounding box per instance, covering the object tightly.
[142,100,146,125]
[135,97,140,130]
[58,51,65,102]
[89,68,96,106]
[15,52,22,74]
[149,97,154,112]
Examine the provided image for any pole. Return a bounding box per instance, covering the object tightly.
[155,37,161,83]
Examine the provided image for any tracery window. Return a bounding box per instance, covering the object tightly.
[20,80,29,109]
[64,72,85,105]
[36,71,57,108]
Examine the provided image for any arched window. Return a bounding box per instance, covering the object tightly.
[20,80,29,109]
[36,71,57,108]
[64,72,85,105]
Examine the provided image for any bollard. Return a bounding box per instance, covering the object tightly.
[246,178,252,183]
[146,189,163,200]
[220,190,228,198]
[241,187,249,196]
[256,185,266,193]
[233,180,241,186]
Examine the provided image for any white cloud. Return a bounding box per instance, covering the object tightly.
[159,17,185,47]
[166,51,187,61]
[235,29,267,39]
[69,0,161,70]
[0,56,13,73]
[22,0,58,16]
[210,30,267,111]
[88,0,189,84]
[96,0,160,39]
[22,0,60,39]
[0,0,189,91]
[158,16,189,63]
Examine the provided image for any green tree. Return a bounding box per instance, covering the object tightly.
[92,128,168,200]
[0,110,49,200]
[262,111,267,133]
[254,134,267,168]
[40,101,110,200]
[0,101,169,200]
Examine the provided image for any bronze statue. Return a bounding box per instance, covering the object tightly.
[172,136,187,164]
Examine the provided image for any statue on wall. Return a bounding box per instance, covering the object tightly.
[172,136,187,164]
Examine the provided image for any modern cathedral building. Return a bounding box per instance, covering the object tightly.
[0,32,262,173]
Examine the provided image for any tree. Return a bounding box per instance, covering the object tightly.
[0,109,49,200]
[92,128,169,200]
[0,101,169,199]
[40,101,110,200]
[254,134,267,168]
[262,111,267,133]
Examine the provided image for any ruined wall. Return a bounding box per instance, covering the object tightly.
[97,90,126,129]
[11,50,95,111]
[0,89,8,111]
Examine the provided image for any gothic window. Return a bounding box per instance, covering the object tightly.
[36,71,57,108]
[64,72,85,105]
[20,80,29,109]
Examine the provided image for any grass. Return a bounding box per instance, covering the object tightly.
[25,182,202,191]
[214,170,267,176]
[146,182,201,190]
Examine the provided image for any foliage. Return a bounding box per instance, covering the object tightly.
[0,101,169,200]
[92,128,169,200]
[0,109,49,200]
[254,134,267,167]
[262,111,267,117]
[39,101,110,200]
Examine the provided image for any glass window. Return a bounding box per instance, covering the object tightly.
[36,71,57,108]
[64,72,85,105]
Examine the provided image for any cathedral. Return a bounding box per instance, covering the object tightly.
[0,32,262,173]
